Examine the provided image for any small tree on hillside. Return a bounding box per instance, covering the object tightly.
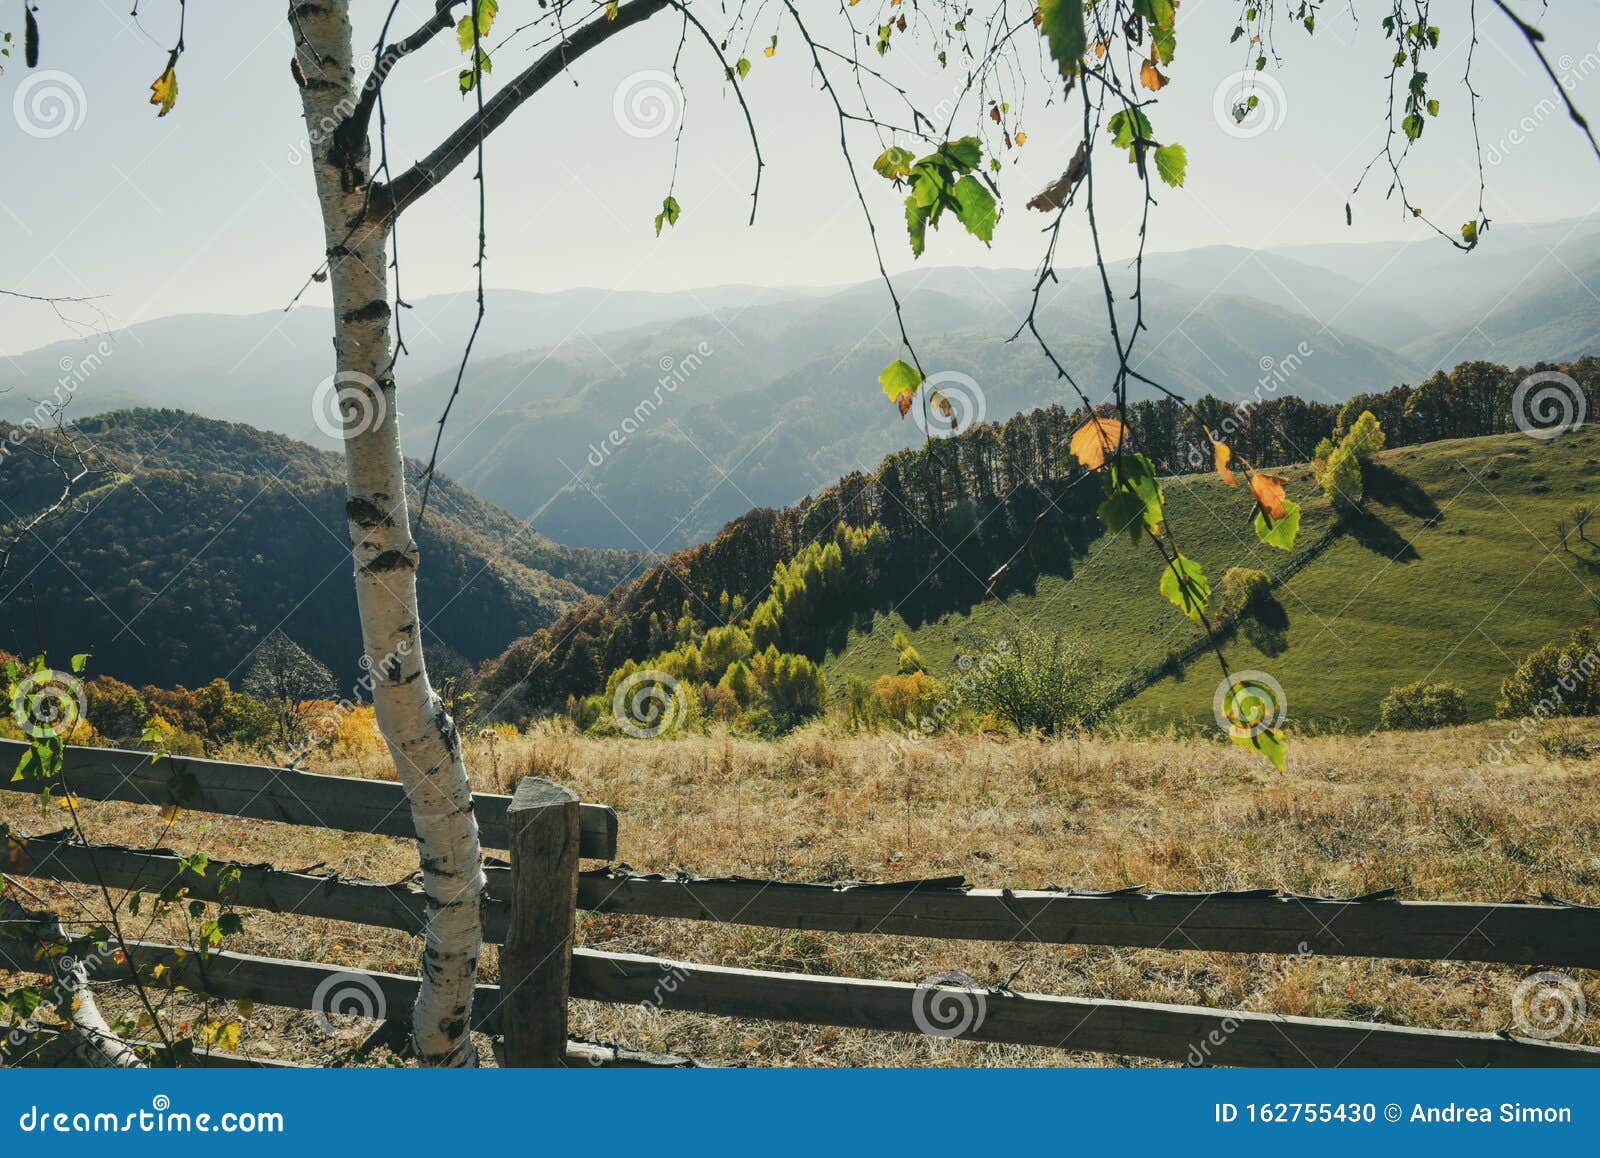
[971,632,1107,736]
[243,631,337,744]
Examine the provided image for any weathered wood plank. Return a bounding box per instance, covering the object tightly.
[7,935,1594,1067]
[12,837,1596,972]
[573,871,1600,969]
[568,949,1600,1068]
[0,739,617,858]
[501,778,581,1067]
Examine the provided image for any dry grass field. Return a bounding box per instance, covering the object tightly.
[4,719,1599,1066]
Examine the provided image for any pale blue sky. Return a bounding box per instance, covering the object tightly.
[4,0,1600,354]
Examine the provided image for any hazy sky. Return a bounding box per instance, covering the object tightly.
[5,1,1600,354]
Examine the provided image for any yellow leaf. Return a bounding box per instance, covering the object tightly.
[1069,416,1127,471]
[1250,472,1289,520]
[158,801,182,823]
[1139,59,1168,91]
[1214,441,1237,485]
[1015,130,1027,145]
[149,66,178,117]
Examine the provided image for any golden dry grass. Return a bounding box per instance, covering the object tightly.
[4,719,1598,1067]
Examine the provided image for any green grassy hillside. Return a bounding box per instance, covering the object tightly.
[823,430,1600,730]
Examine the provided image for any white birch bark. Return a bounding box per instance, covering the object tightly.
[288,0,485,1067]
[1,897,144,1068]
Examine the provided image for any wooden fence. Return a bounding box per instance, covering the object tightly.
[2,740,1598,1068]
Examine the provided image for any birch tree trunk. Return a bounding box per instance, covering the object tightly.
[288,0,485,1068]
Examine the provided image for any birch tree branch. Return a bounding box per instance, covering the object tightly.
[378,0,671,218]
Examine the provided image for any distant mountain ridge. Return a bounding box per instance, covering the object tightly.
[7,219,1600,551]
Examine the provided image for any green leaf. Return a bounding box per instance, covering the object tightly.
[653,195,681,237]
[1098,454,1164,542]
[938,137,983,172]
[873,146,915,180]
[1461,219,1479,249]
[905,201,930,257]
[69,653,89,673]
[1153,143,1187,188]
[456,0,498,51]
[950,175,997,244]
[1401,112,1423,142]
[878,359,923,401]
[734,57,751,81]
[1159,554,1210,625]
[1098,488,1149,543]
[1227,725,1287,772]
[1252,496,1301,551]
[1037,0,1088,78]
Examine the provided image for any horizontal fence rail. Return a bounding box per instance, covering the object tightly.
[3,932,1594,1069]
[10,832,1599,971]
[575,870,1600,969]
[0,740,617,859]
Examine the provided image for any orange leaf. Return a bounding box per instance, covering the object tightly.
[1250,472,1289,520]
[1214,441,1237,486]
[895,389,913,417]
[1069,416,1127,471]
[1139,59,1168,91]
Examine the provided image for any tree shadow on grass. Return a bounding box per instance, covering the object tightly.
[1365,462,1441,521]
[1343,507,1420,562]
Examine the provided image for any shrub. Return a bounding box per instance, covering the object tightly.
[1378,680,1469,730]
[968,632,1105,735]
[1498,627,1600,720]
[85,676,150,745]
[1218,567,1272,622]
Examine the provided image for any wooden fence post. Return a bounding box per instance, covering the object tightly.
[500,777,580,1067]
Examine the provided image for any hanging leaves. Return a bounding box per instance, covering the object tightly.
[877,137,997,256]
[878,359,923,406]
[1069,416,1127,470]
[149,66,178,117]
[1213,440,1236,485]
[1159,554,1210,625]
[1249,472,1289,520]
[1097,454,1163,542]
[1036,0,1087,78]
[1253,498,1301,552]
[654,195,681,237]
